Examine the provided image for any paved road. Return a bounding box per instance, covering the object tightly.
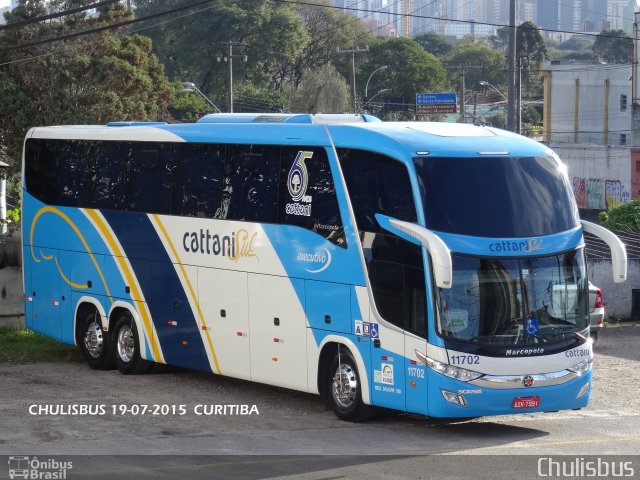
[1,325,639,478]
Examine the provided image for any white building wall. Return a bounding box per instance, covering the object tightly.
[545,62,632,147]
[551,144,631,210]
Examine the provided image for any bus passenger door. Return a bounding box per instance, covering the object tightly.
[30,247,62,341]
[198,267,251,380]
[248,274,307,390]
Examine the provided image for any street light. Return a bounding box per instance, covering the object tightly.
[365,65,389,99]
[363,88,389,111]
[479,80,507,102]
[182,81,221,113]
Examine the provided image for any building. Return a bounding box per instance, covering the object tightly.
[541,59,636,215]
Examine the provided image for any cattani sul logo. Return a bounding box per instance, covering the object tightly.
[286,151,313,217]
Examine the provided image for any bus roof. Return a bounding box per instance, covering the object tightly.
[27,117,553,160]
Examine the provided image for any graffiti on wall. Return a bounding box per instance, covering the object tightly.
[572,177,631,209]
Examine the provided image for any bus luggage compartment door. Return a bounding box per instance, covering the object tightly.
[29,247,62,341]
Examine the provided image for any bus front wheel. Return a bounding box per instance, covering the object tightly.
[327,348,372,422]
[112,313,152,375]
[80,309,115,370]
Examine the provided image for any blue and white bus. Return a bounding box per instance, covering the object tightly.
[22,114,627,421]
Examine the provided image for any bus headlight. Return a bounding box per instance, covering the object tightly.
[415,350,483,382]
[568,359,592,376]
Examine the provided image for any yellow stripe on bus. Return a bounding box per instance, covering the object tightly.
[151,214,222,375]
[83,209,163,364]
[30,206,113,303]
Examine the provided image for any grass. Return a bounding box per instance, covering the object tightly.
[0,327,81,363]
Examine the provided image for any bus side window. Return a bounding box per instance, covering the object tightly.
[278,147,346,247]
[52,140,91,208]
[125,143,173,214]
[225,144,279,223]
[174,144,224,218]
[339,149,426,338]
[25,139,57,204]
[88,141,127,210]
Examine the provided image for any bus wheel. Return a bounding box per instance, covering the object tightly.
[327,348,371,422]
[80,309,115,370]
[113,313,151,375]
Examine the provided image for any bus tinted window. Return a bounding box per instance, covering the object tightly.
[338,149,417,233]
[53,140,91,207]
[174,144,224,218]
[279,147,345,247]
[126,143,173,214]
[25,140,58,204]
[225,145,279,223]
[414,156,580,238]
[88,141,127,210]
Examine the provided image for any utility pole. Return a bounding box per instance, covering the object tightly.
[507,0,517,132]
[516,56,522,134]
[213,41,248,113]
[336,45,369,112]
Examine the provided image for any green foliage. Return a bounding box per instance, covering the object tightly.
[446,43,506,89]
[0,327,80,363]
[491,21,548,62]
[0,1,173,173]
[600,200,640,232]
[362,38,446,105]
[414,32,453,57]
[593,29,632,63]
[558,36,594,51]
[285,64,349,113]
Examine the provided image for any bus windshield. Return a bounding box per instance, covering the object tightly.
[413,155,580,238]
[437,250,589,346]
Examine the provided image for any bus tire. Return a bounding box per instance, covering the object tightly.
[79,309,115,370]
[327,347,372,422]
[112,313,152,375]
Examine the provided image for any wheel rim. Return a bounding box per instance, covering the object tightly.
[332,362,358,408]
[117,324,135,363]
[84,321,103,359]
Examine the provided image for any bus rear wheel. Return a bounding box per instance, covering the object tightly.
[112,313,152,375]
[80,309,115,370]
[327,348,372,422]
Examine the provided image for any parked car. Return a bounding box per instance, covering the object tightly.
[589,282,605,345]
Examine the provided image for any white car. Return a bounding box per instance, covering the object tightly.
[589,283,605,345]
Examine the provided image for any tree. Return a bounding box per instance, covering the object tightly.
[558,36,594,51]
[593,29,632,63]
[361,38,447,117]
[600,200,640,232]
[285,64,349,113]
[491,21,548,62]
[445,44,506,90]
[414,32,453,58]
[0,1,173,172]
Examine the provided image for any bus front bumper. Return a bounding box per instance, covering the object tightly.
[426,368,592,418]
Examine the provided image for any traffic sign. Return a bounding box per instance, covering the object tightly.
[416,92,457,115]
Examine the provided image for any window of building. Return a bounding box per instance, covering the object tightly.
[620,94,628,111]
[621,133,627,145]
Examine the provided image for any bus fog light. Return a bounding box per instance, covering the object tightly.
[568,359,592,376]
[442,390,468,407]
[577,382,590,398]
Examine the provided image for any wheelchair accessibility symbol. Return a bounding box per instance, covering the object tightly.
[526,318,539,336]
[370,323,379,339]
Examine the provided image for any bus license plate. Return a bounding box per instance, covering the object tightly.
[512,397,540,409]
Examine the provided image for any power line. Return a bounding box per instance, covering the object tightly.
[0,0,219,54]
[274,0,638,41]
[0,0,121,32]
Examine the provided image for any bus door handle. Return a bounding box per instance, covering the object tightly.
[373,339,381,348]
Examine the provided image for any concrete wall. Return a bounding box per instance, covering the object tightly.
[589,259,640,320]
[544,62,632,146]
[552,143,632,209]
[0,231,23,326]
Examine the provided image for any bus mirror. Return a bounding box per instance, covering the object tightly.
[581,220,627,283]
[375,214,453,289]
